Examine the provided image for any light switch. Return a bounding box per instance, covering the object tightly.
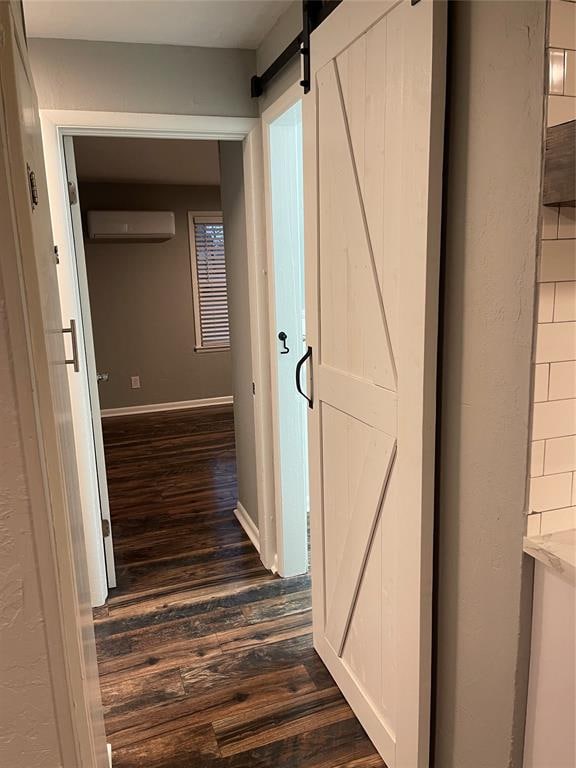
[131,375,141,389]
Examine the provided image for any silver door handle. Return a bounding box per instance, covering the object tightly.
[62,319,79,372]
[97,373,109,382]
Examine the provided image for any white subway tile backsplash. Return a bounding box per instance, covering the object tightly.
[531,440,546,476]
[554,281,576,321]
[548,360,576,400]
[542,206,559,239]
[547,95,576,126]
[538,283,555,322]
[535,321,576,362]
[549,0,576,50]
[526,24,576,535]
[548,48,566,94]
[545,435,576,474]
[540,506,576,534]
[558,207,576,239]
[532,399,576,440]
[530,472,573,511]
[531,28,576,530]
[534,364,550,401]
[539,239,576,282]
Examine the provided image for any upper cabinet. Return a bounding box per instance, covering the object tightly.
[544,2,576,207]
[543,119,575,206]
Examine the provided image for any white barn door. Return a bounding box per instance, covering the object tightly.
[303,2,446,766]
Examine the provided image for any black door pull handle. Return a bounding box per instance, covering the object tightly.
[278,331,289,354]
[295,346,313,408]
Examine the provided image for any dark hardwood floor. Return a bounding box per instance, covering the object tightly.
[94,406,385,768]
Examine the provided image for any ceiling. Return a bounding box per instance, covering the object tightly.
[73,136,221,186]
[23,0,293,49]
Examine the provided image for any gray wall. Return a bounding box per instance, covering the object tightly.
[256,0,301,113]
[80,182,233,409]
[28,37,257,117]
[434,2,545,767]
[219,141,259,526]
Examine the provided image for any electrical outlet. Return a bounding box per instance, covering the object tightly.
[131,375,141,389]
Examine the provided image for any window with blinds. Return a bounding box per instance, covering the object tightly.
[188,213,230,350]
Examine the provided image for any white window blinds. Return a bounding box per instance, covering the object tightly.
[188,213,230,350]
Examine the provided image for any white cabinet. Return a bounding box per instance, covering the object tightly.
[523,560,575,768]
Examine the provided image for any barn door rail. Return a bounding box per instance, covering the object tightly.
[250,0,342,98]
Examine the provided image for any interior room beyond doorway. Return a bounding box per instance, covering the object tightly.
[62,131,264,604]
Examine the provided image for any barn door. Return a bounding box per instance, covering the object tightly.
[303,2,446,766]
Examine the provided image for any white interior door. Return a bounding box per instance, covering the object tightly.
[263,93,309,577]
[304,2,446,766]
[62,136,117,590]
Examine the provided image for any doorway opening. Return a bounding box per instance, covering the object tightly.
[55,117,313,605]
[264,95,310,578]
[62,133,246,601]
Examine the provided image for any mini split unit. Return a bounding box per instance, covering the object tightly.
[87,211,176,243]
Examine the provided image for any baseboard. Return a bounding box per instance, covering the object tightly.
[234,502,260,553]
[101,396,233,418]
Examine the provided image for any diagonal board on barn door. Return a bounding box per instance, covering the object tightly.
[317,60,396,393]
[335,14,400,377]
[324,418,396,656]
[332,56,397,391]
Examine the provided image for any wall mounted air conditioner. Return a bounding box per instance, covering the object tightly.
[87,211,176,243]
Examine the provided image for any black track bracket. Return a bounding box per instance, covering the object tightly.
[250,1,343,99]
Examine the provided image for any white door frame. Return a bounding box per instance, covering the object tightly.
[261,83,308,576]
[242,126,278,571]
[40,109,278,599]
[61,134,118,601]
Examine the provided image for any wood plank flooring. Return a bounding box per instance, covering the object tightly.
[94,406,385,767]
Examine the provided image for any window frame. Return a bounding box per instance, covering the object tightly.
[188,210,230,353]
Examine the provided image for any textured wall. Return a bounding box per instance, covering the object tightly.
[527,0,576,538]
[219,141,259,526]
[0,8,62,756]
[0,5,108,763]
[434,2,545,767]
[0,263,62,768]
[80,182,233,410]
[28,37,257,118]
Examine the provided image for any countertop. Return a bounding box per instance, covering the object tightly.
[523,527,576,584]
